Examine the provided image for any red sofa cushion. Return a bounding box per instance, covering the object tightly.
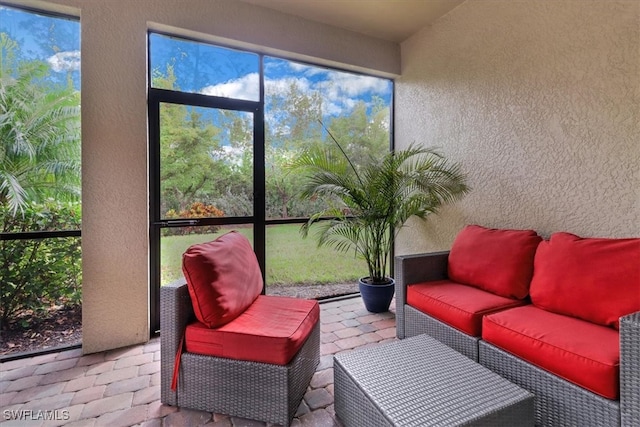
[185,295,319,365]
[448,225,542,299]
[182,231,263,328]
[529,232,640,329]
[483,305,620,399]
[407,280,526,336]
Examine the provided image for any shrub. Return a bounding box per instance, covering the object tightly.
[0,200,82,329]
[162,202,224,236]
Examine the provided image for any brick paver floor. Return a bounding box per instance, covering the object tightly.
[0,296,396,426]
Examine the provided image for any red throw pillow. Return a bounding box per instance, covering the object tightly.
[182,231,263,328]
[448,225,542,299]
[530,232,640,329]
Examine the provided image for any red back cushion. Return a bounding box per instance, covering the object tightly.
[448,225,542,299]
[530,232,640,329]
[182,231,263,328]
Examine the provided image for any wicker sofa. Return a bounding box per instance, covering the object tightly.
[395,225,640,426]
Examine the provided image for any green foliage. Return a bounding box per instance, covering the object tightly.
[291,129,470,284]
[154,64,394,223]
[155,66,254,217]
[0,33,81,215]
[159,101,224,213]
[0,200,82,329]
[264,91,392,219]
[0,34,82,330]
[163,202,223,236]
[327,98,390,159]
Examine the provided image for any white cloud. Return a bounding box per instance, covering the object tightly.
[288,62,327,77]
[200,72,260,101]
[264,75,313,98]
[323,71,391,98]
[198,66,390,121]
[47,51,80,73]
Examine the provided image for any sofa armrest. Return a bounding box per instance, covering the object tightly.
[160,278,194,405]
[620,310,640,427]
[394,251,449,339]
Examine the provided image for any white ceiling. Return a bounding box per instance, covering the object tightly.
[237,0,466,43]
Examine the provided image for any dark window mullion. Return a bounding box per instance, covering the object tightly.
[148,93,162,333]
[154,216,255,227]
[253,55,267,290]
[149,87,259,113]
[148,85,263,330]
[0,230,81,241]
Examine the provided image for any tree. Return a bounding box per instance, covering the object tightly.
[0,33,81,216]
[154,66,227,214]
[327,98,389,162]
[0,34,82,329]
[265,80,325,218]
[266,80,323,150]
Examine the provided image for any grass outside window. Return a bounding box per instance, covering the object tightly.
[160,223,366,287]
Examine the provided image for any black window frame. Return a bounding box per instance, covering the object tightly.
[0,3,82,361]
[148,31,394,334]
[0,5,82,243]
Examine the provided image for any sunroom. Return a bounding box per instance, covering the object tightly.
[1,0,637,425]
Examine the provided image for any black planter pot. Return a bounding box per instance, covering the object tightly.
[358,277,395,313]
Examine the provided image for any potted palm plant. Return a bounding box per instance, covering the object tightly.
[290,129,470,312]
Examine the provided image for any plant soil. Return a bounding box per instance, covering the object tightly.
[0,282,358,358]
[1,304,82,357]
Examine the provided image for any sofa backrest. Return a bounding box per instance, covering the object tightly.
[530,232,640,329]
[448,225,542,300]
[182,231,263,328]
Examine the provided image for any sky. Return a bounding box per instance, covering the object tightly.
[0,5,392,127]
[149,33,392,122]
[0,6,81,89]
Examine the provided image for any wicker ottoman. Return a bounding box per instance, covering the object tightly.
[334,335,534,426]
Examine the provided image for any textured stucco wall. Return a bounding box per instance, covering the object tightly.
[6,0,400,353]
[396,0,639,256]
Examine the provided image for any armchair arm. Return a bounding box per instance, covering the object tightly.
[160,278,194,405]
[620,310,640,427]
[394,251,449,339]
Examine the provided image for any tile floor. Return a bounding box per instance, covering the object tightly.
[0,296,396,426]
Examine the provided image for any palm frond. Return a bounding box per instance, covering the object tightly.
[291,136,470,283]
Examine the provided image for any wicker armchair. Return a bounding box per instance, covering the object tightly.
[160,279,320,426]
[395,251,640,426]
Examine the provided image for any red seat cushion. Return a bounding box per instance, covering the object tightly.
[182,231,263,328]
[185,295,319,365]
[530,232,640,329]
[483,305,620,399]
[448,225,542,299]
[407,280,526,336]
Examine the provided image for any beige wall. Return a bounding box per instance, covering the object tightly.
[6,0,400,353]
[396,0,640,255]
[9,0,638,352]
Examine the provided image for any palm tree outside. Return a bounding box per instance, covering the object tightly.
[0,34,81,215]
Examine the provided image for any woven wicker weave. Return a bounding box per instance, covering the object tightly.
[395,251,480,360]
[404,305,480,360]
[160,279,320,426]
[334,335,534,426]
[395,252,640,426]
[479,310,640,427]
[621,312,640,426]
[394,251,449,340]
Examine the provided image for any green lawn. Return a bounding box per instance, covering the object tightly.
[160,223,367,286]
